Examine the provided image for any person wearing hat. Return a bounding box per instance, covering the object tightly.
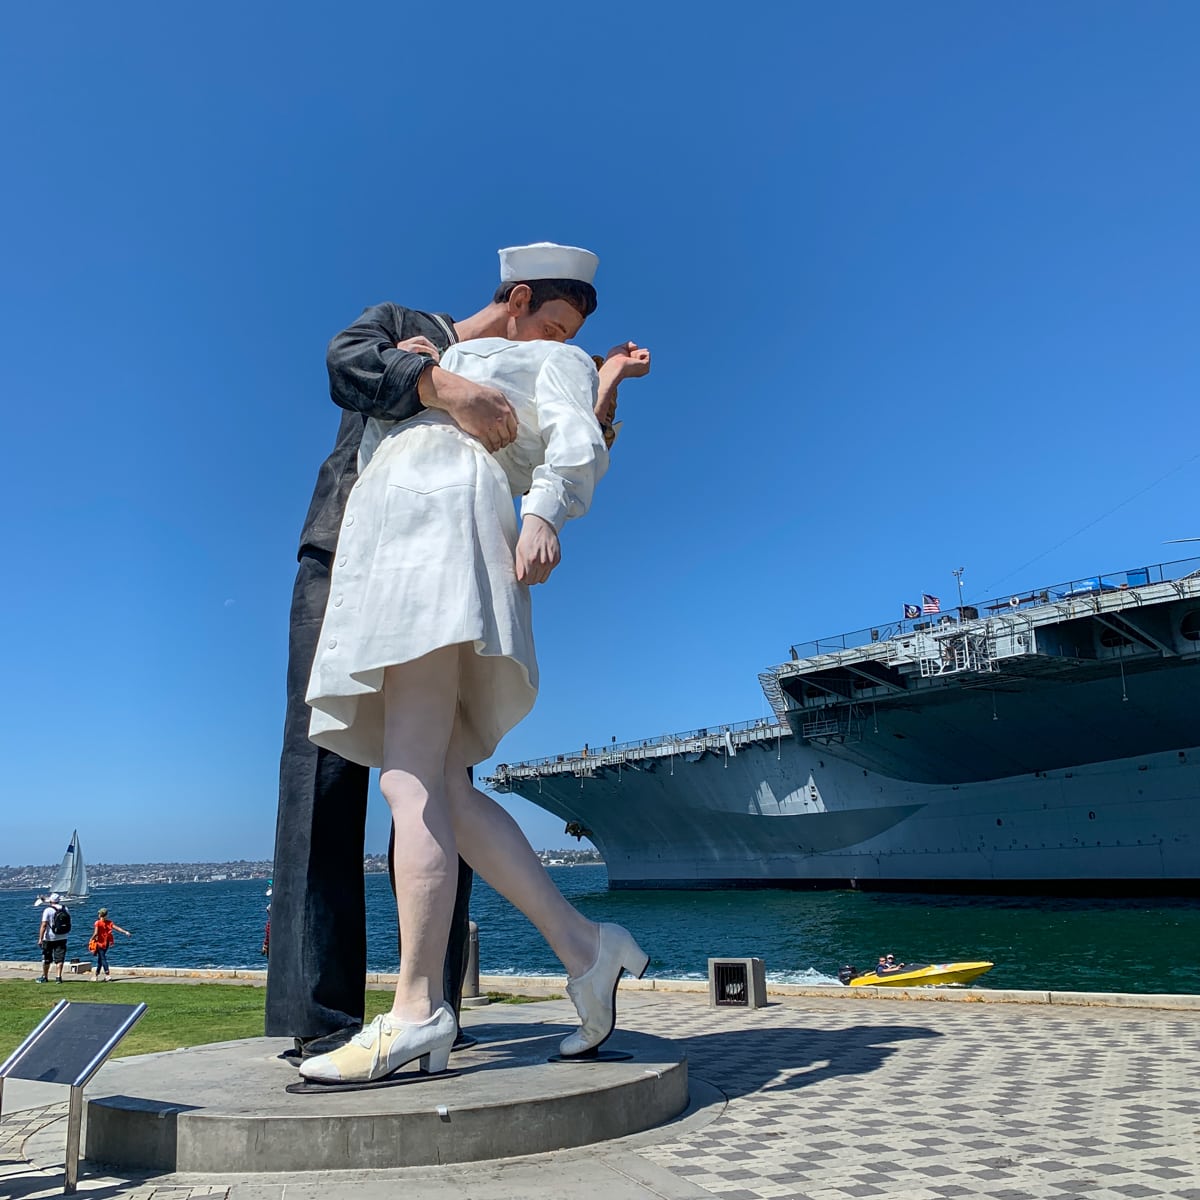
[37,893,70,984]
[89,907,131,981]
[295,244,648,1084]
[266,243,649,1065]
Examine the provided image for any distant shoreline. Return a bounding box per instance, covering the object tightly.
[0,853,604,892]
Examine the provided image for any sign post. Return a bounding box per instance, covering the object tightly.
[0,1000,147,1193]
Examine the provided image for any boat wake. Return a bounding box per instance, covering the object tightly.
[482,965,844,987]
[766,967,843,987]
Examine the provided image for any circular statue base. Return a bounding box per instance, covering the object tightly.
[80,1020,687,1173]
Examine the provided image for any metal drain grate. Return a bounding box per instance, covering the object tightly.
[707,957,767,1007]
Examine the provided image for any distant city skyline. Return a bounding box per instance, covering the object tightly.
[0,847,603,889]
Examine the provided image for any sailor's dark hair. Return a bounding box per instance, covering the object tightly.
[493,278,598,318]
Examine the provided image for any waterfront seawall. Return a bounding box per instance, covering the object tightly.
[3,960,1198,1009]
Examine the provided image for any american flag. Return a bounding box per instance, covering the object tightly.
[922,594,941,615]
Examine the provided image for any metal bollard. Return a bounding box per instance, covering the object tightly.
[462,920,489,1007]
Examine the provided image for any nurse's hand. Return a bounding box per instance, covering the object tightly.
[595,343,651,429]
[396,335,441,362]
[515,515,560,586]
[419,365,518,452]
[604,341,652,380]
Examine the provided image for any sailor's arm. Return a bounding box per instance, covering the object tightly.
[419,362,518,453]
[327,303,517,451]
[327,303,433,423]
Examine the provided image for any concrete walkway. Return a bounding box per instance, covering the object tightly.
[3,988,1199,1199]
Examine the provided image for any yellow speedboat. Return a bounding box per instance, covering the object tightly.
[839,961,994,988]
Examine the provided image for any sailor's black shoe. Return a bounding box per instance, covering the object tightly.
[296,1027,361,1060]
[278,1027,361,1062]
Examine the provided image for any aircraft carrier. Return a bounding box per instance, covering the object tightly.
[488,557,1200,891]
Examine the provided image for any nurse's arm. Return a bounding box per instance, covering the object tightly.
[521,346,609,533]
[595,341,652,426]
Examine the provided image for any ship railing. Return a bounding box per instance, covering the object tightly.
[490,717,789,779]
[983,612,1038,661]
[786,555,1200,662]
[799,709,863,743]
[800,716,840,738]
[757,670,790,721]
[917,630,995,678]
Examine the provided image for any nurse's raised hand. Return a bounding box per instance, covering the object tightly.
[515,515,561,586]
[604,341,652,379]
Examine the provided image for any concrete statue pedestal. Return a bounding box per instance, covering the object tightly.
[60,1019,687,1173]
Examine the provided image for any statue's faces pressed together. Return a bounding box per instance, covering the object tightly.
[504,285,587,344]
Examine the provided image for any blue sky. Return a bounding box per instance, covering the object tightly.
[2,3,1198,867]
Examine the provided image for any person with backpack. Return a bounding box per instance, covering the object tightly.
[89,907,131,981]
[37,892,71,983]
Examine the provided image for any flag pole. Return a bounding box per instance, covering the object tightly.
[953,566,965,619]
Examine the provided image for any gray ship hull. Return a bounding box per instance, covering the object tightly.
[500,730,1199,891]
[490,559,1200,891]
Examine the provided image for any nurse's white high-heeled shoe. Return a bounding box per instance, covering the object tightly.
[299,1003,456,1083]
[559,923,649,1057]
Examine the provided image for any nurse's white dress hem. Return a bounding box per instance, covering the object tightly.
[306,417,538,769]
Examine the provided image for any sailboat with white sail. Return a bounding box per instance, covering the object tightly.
[45,830,89,902]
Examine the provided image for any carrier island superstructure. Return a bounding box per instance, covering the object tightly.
[487,558,1200,891]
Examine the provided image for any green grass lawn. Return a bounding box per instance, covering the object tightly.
[0,978,557,1060]
[0,979,271,1059]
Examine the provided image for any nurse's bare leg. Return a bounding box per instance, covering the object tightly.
[297,649,460,1083]
[381,647,460,1023]
[445,738,647,1055]
[444,743,599,979]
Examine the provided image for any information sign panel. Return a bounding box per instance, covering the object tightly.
[0,999,147,1193]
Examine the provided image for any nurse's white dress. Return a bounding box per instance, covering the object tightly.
[306,338,607,768]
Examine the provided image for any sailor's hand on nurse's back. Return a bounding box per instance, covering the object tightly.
[604,341,652,380]
[395,335,442,362]
[515,514,561,586]
[418,364,518,453]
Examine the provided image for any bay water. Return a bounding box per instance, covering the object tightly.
[3,869,1197,994]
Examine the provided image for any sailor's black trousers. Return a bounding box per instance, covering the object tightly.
[265,548,473,1039]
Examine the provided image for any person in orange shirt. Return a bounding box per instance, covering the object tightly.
[90,907,131,981]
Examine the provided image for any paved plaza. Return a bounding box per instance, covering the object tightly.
[2,989,1198,1199]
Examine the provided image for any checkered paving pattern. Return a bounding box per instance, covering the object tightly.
[0,1104,231,1199]
[2,994,1197,1198]
[629,996,1200,1199]
[0,1103,61,1163]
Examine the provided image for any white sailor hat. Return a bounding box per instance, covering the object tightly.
[48,893,62,902]
[498,242,598,285]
